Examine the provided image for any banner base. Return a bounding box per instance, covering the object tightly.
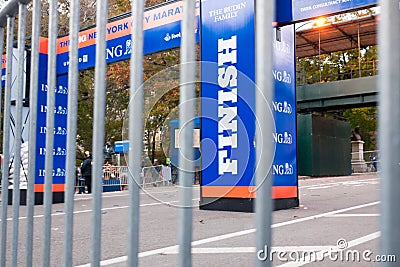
[199,197,299,212]
[7,189,64,205]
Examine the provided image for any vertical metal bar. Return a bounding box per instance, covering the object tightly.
[255,0,274,266]
[42,0,58,265]
[25,0,40,265]
[378,0,400,263]
[11,4,27,266]
[63,0,80,266]
[0,26,4,267]
[0,30,3,248]
[91,0,108,265]
[178,0,196,266]
[358,22,361,77]
[0,27,4,139]
[0,16,15,267]
[318,29,321,82]
[127,0,144,265]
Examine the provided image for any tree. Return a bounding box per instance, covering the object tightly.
[343,107,377,151]
[16,0,190,164]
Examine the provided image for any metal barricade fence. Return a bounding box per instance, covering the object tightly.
[0,0,398,265]
[141,165,172,188]
[351,150,380,173]
[0,0,317,266]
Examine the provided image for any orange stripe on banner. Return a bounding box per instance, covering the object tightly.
[2,37,49,69]
[56,1,200,54]
[202,186,256,198]
[201,186,298,199]
[1,54,5,69]
[57,16,133,54]
[39,37,49,54]
[272,186,298,199]
[34,184,65,193]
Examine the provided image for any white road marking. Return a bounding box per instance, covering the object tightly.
[276,232,381,267]
[299,178,378,189]
[2,198,201,222]
[160,246,333,255]
[73,187,200,200]
[75,201,380,266]
[307,186,336,190]
[324,214,379,217]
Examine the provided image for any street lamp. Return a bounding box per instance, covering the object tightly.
[296,17,330,83]
[312,17,330,82]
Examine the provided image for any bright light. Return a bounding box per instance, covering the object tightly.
[314,17,327,27]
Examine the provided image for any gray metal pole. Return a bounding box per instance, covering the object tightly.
[318,30,321,82]
[25,0,40,265]
[42,0,58,265]
[0,26,5,267]
[63,0,80,266]
[358,22,361,77]
[127,0,144,265]
[255,1,274,267]
[11,4,27,266]
[378,0,400,264]
[178,0,196,266]
[0,28,4,140]
[0,16,14,267]
[91,0,108,266]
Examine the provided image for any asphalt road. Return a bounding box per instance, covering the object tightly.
[1,173,388,266]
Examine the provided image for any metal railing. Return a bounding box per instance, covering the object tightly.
[7,0,400,266]
[76,165,173,193]
[0,1,194,265]
[296,60,379,86]
[351,150,380,173]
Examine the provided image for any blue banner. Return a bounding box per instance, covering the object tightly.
[56,20,199,75]
[275,0,293,24]
[201,0,256,193]
[292,0,377,21]
[56,12,199,75]
[35,53,68,189]
[201,0,298,199]
[272,25,298,188]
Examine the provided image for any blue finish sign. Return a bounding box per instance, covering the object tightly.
[201,0,298,199]
[292,0,378,21]
[201,0,256,197]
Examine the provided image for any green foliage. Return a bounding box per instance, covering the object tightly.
[76,70,95,160]
[297,42,379,152]
[297,46,378,84]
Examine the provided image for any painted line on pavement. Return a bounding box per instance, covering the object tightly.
[75,201,380,266]
[161,246,333,255]
[324,214,379,217]
[73,186,200,200]
[2,198,201,222]
[276,231,381,267]
[299,178,378,189]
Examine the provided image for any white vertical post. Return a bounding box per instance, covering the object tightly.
[255,1,274,267]
[11,3,27,266]
[127,0,144,266]
[63,0,80,266]
[378,0,400,264]
[91,0,108,266]
[178,0,196,266]
[42,0,58,265]
[0,16,14,267]
[25,0,40,265]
